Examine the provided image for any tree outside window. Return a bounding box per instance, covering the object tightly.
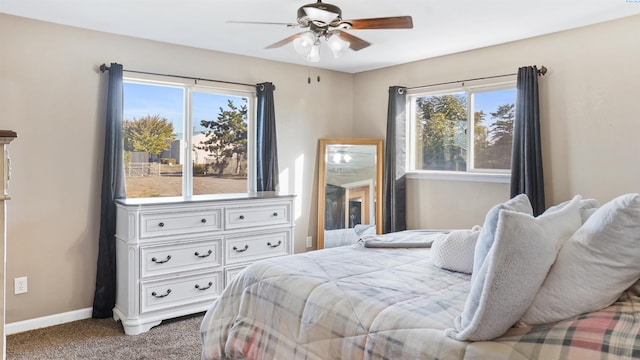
[196,99,248,176]
[411,86,516,173]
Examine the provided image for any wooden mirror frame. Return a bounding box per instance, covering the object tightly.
[317,138,383,249]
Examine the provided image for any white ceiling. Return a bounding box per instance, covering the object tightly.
[2,0,640,74]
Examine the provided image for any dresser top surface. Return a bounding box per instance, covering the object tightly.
[115,192,295,207]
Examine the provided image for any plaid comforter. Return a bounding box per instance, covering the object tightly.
[200,246,640,359]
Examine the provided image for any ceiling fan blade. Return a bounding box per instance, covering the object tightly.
[227,20,299,28]
[265,33,304,49]
[340,16,413,30]
[334,31,371,51]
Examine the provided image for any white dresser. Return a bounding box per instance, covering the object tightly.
[113,192,295,335]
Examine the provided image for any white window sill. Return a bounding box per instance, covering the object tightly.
[405,171,510,184]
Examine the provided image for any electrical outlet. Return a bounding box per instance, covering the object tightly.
[14,276,28,295]
[306,236,313,248]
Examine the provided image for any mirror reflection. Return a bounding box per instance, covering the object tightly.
[317,138,383,249]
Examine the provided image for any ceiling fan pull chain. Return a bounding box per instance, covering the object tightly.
[306,72,320,84]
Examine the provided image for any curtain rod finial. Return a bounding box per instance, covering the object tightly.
[99,64,109,73]
[538,66,547,76]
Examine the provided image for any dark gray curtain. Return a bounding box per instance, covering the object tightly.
[256,82,279,192]
[92,63,126,318]
[383,86,407,233]
[511,66,545,216]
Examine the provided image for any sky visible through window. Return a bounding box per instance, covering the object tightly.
[123,82,245,140]
[474,88,516,125]
[124,81,513,140]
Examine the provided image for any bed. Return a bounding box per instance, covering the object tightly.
[200,193,640,359]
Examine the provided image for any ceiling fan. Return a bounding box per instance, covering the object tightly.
[229,0,413,62]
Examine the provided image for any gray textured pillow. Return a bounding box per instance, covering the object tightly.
[472,194,533,277]
[446,195,582,341]
[431,228,480,274]
[519,193,640,326]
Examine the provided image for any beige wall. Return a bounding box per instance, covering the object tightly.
[354,14,640,228]
[0,14,354,323]
[2,12,640,324]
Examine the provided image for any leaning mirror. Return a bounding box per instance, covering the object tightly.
[317,138,383,249]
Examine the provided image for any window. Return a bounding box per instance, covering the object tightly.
[123,78,254,198]
[408,83,516,177]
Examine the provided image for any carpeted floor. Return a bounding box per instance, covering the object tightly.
[6,313,204,359]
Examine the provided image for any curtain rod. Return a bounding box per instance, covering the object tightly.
[406,65,547,91]
[99,64,258,88]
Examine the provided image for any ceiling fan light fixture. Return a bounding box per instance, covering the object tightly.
[327,33,350,58]
[306,44,321,62]
[293,32,317,57]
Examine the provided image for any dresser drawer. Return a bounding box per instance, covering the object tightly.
[141,271,222,314]
[140,239,222,278]
[225,230,289,265]
[140,208,222,239]
[225,203,291,230]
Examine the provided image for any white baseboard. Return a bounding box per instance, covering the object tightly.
[5,307,93,335]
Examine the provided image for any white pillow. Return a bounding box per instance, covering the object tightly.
[519,193,640,326]
[472,194,533,277]
[543,197,599,223]
[582,207,598,223]
[431,228,481,274]
[446,195,582,341]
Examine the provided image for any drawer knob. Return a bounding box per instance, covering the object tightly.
[194,249,213,258]
[201,218,207,224]
[239,215,245,220]
[195,281,213,291]
[151,255,172,264]
[151,289,171,298]
[272,212,278,217]
[267,240,282,248]
[158,222,165,228]
[232,245,249,253]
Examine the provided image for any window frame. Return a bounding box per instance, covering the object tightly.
[123,75,256,198]
[406,79,516,183]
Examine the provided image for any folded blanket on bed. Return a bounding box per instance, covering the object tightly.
[360,230,448,248]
